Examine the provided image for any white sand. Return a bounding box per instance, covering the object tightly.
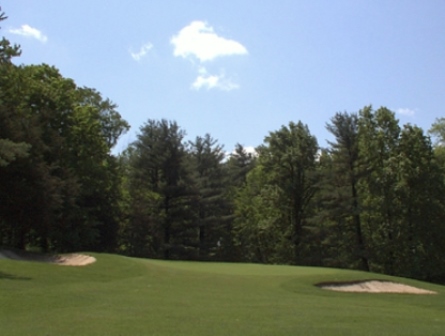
[0,249,96,266]
[320,280,436,294]
[52,254,96,266]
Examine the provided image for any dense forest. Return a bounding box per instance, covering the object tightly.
[2,11,445,283]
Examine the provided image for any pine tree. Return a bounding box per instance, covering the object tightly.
[188,134,230,260]
[127,120,191,259]
[322,112,369,271]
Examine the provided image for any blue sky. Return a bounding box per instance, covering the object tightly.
[3,1,445,153]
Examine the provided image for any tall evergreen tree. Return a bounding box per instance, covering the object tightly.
[322,112,369,271]
[394,125,445,280]
[126,119,190,259]
[188,134,230,260]
[227,144,256,187]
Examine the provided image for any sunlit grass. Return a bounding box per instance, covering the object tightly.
[1,254,445,335]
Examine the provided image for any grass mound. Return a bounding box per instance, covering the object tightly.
[1,254,444,335]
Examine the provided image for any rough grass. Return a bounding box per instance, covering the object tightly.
[1,254,445,335]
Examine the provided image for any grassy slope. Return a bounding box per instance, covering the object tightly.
[1,254,445,336]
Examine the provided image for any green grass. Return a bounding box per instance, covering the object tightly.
[1,254,445,335]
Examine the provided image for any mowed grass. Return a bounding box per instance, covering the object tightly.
[1,254,445,335]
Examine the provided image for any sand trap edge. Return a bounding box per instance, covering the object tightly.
[0,249,96,266]
[316,279,437,294]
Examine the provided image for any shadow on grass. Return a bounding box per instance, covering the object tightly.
[0,271,31,281]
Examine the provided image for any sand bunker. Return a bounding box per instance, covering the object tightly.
[0,249,96,266]
[52,254,96,266]
[318,280,436,294]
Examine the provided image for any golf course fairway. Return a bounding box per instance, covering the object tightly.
[1,253,445,335]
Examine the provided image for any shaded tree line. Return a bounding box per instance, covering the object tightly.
[2,10,445,283]
[118,120,254,261]
[118,108,445,283]
[0,11,129,252]
[232,108,445,283]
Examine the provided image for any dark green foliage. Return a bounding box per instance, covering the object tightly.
[0,10,21,64]
[320,112,369,271]
[0,139,30,167]
[121,120,191,259]
[2,8,445,283]
[188,134,231,260]
[121,126,235,261]
[226,144,256,187]
[391,125,445,281]
[294,107,445,282]
[0,12,129,252]
[357,107,401,274]
[233,122,319,264]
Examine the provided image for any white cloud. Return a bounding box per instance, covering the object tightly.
[192,74,219,90]
[130,43,153,61]
[224,146,257,161]
[171,21,247,91]
[242,146,257,156]
[192,74,239,91]
[171,21,248,62]
[9,24,47,43]
[396,108,415,116]
[191,67,239,91]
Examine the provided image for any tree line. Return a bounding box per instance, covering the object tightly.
[2,11,445,283]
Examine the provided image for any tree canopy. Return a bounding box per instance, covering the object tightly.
[2,9,445,284]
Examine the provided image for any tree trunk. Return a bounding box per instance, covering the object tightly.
[351,182,369,271]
